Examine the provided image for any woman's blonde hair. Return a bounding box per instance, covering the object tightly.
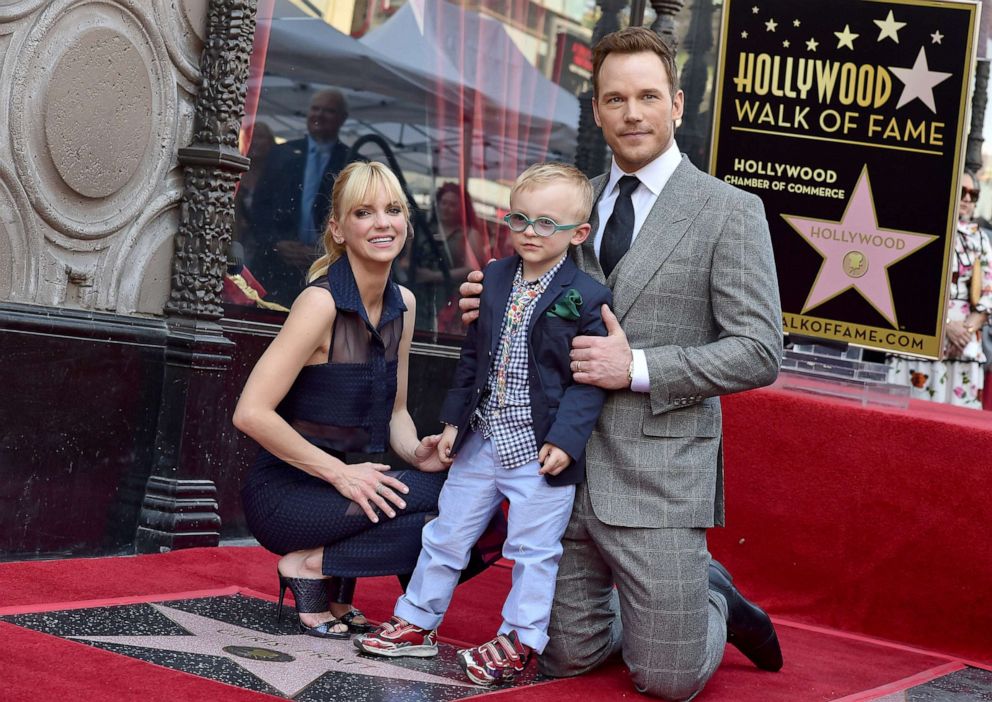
[308,161,410,281]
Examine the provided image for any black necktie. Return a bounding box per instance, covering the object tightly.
[599,175,640,278]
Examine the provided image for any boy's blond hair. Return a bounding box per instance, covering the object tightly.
[510,162,594,223]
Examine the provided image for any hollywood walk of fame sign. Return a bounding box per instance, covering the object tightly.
[710,0,980,357]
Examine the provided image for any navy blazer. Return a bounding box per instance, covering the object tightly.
[439,254,612,486]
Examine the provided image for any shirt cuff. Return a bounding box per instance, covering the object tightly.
[630,349,650,393]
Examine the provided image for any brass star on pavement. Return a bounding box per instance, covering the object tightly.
[70,604,475,698]
[889,46,952,113]
[931,30,944,44]
[806,38,819,52]
[765,18,778,32]
[835,24,859,50]
[874,10,906,43]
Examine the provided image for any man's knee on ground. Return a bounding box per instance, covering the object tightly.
[630,668,702,702]
[539,635,613,678]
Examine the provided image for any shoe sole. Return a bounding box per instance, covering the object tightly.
[354,639,438,658]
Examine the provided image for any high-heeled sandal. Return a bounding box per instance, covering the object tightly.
[277,574,350,639]
[326,576,375,634]
[339,608,375,634]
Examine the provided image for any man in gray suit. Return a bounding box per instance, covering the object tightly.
[461,27,783,700]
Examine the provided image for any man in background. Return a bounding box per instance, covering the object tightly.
[251,89,351,305]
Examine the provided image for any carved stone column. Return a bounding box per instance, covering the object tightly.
[649,0,686,52]
[966,58,989,174]
[575,0,627,177]
[136,0,257,553]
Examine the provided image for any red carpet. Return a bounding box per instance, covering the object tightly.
[1,546,986,701]
[715,388,992,665]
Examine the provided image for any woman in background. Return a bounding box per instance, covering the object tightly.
[888,171,992,409]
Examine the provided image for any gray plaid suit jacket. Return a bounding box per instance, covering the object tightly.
[574,155,782,529]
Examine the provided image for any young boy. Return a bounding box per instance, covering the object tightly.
[355,163,613,685]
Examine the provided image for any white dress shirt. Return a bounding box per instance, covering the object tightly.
[593,141,683,393]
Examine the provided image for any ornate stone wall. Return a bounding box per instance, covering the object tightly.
[0,0,209,315]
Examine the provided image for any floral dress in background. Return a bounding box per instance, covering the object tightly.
[887,222,992,409]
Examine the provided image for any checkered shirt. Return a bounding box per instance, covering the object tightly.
[473,256,566,469]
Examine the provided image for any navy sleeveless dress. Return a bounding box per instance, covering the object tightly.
[241,256,501,580]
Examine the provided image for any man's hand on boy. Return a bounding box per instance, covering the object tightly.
[538,443,572,476]
[459,269,485,325]
[570,305,632,389]
[436,425,458,466]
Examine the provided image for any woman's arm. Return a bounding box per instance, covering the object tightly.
[389,288,447,472]
[233,287,408,519]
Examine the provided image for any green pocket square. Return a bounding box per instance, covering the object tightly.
[547,288,583,321]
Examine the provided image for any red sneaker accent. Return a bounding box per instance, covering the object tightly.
[457,630,530,686]
[353,616,438,658]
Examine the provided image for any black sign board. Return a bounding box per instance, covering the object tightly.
[711,0,979,358]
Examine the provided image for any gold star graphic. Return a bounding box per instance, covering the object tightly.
[783,39,791,48]
[931,30,944,44]
[806,37,819,52]
[741,30,749,38]
[752,5,760,14]
[835,24,859,50]
[765,18,778,32]
[874,10,906,43]
[793,19,801,27]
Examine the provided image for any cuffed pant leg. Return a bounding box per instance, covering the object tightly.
[494,461,574,653]
[395,432,503,630]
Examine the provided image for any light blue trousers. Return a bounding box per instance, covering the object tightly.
[395,430,576,652]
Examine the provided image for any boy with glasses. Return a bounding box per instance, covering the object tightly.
[355,163,612,685]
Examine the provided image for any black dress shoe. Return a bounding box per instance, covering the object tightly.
[708,560,783,672]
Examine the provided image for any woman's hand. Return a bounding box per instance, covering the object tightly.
[327,462,409,523]
[413,434,449,472]
[944,320,973,354]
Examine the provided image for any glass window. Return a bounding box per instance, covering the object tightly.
[228,0,722,336]
[229,0,591,343]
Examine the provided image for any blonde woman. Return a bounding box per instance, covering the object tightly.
[235,162,469,638]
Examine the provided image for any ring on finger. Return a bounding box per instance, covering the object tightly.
[375,483,388,495]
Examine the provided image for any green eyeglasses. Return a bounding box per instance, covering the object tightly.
[504,212,584,238]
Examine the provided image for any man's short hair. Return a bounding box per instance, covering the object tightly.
[592,27,679,98]
[512,162,594,222]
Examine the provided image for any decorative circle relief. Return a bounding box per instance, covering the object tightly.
[153,0,208,85]
[0,161,36,301]
[0,0,49,23]
[10,0,176,243]
[46,28,152,198]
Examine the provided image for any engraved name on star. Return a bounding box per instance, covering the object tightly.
[835,25,859,50]
[889,47,952,113]
[69,604,476,698]
[874,10,906,43]
[781,168,937,328]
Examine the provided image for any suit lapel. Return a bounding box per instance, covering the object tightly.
[612,158,708,322]
[486,258,517,358]
[528,256,578,334]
